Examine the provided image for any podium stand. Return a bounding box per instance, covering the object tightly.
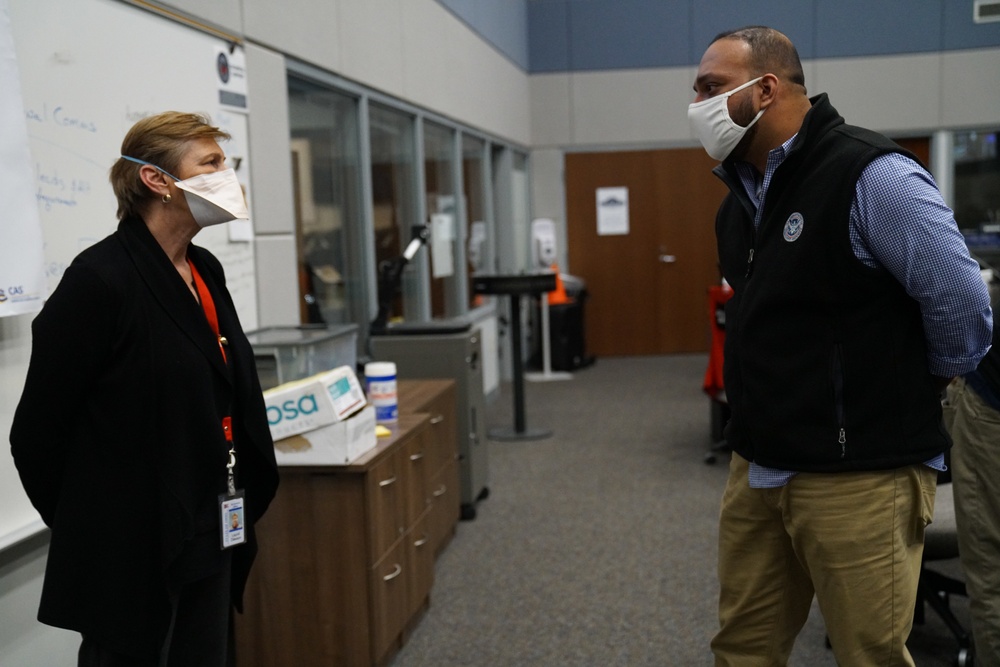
[473,272,557,441]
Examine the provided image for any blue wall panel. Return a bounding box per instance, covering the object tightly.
[529,1,571,72]
[944,0,1000,50]
[689,0,816,61]
[440,0,1000,74]
[568,0,690,70]
[816,0,943,57]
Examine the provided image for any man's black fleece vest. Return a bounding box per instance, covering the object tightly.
[715,93,949,472]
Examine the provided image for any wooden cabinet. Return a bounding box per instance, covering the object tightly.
[235,379,459,667]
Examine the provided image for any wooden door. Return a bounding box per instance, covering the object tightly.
[565,148,728,356]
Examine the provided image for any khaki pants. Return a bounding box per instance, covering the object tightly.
[712,453,936,666]
[950,380,1000,667]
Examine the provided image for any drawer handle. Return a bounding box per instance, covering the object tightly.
[413,535,429,547]
[432,485,447,498]
[383,564,402,581]
[430,414,444,425]
[410,452,424,461]
[378,476,397,488]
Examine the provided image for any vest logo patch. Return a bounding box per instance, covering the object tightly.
[783,212,804,242]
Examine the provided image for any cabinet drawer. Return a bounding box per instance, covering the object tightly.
[397,380,458,476]
[407,514,435,621]
[370,514,435,664]
[427,459,460,557]
[367,447,406,562]
[402,428,431,527]
[370,540,410,662]
[423,397,457,475]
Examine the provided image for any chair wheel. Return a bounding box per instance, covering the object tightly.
[957,646,973,667]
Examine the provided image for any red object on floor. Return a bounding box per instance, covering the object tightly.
[703,284,733,399]
[547,263,572,305]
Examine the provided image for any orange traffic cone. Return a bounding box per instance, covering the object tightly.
[547,263,572,305]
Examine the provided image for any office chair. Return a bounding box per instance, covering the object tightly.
[915,479,975,666]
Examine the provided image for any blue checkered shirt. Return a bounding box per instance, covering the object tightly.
[734,135,993,488]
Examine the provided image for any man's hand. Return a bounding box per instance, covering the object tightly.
[933,375,955,394]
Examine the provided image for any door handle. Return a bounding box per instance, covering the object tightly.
[659,254,677,263]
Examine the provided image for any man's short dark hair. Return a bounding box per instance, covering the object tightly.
[713,26,806,90]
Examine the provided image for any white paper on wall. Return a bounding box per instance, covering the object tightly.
[596,186,629,236]
[431,212,455,278]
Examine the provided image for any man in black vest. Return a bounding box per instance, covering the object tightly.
[689,26,993,665]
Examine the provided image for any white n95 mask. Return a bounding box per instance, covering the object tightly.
[121,155,249,227]
[688,76,764,161]
[173,169,249,228]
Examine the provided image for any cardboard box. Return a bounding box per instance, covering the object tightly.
[273,405,377,465]
[263,365,367,441]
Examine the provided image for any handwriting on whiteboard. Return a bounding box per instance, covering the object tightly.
[35,162,92,211]
[25,103,98,133]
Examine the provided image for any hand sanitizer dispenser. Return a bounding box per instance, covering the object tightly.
[468,220,487,272]
[531,218,557,269]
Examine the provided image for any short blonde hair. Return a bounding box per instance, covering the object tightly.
[109,111,230,220]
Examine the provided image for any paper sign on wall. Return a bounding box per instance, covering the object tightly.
[597,187,629,236]
[431,213,455,278]
[215,45,248,113]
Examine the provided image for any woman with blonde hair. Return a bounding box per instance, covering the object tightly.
[12,111,279,667]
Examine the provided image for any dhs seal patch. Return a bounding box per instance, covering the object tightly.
[783,212,804,242]
[217,52,230,84]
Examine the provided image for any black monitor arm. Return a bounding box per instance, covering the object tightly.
[370,225,430,336]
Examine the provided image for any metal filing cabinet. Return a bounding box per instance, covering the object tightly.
[371,325,489,520]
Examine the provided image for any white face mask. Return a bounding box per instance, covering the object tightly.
[174,169,249,228]
[121,156,249,227]
[688,76,764,161]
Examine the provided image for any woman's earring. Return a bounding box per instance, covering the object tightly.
[162,194,172,204]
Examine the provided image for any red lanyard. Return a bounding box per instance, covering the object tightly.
[188,259,227,364]
[189,261,235,468]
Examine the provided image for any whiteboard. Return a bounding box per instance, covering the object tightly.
[1,0,260,548]
[10,0,258,323]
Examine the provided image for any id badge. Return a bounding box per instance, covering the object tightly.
[219,490,247,549]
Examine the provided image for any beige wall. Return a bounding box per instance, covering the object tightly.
[239,0,531,146]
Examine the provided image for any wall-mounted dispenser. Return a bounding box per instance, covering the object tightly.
[531,218,557,269]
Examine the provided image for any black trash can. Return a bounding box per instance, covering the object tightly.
[531,274,595,372]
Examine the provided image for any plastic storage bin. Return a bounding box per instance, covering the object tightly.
[246,324,359,390]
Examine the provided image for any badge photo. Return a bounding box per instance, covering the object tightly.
[219,491,247,549]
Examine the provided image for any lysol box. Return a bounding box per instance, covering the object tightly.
[263,365,367,441]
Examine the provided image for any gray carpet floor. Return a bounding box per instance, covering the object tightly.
[389,354,972,666]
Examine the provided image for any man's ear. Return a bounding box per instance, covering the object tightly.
[759,73,780,108]
[138,164,171,198]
